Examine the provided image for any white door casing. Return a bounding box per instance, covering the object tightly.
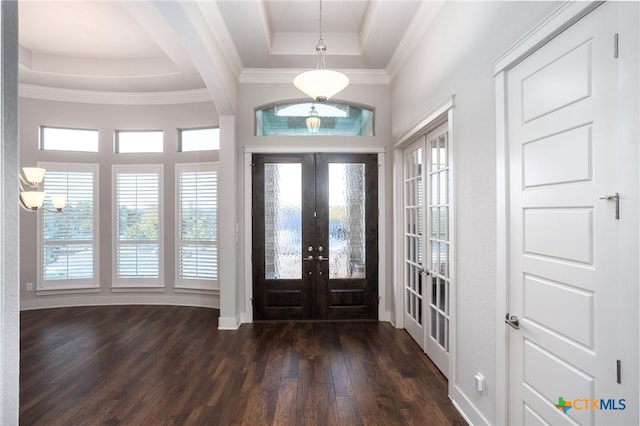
[425,122,451,376]
[503,3,638,425]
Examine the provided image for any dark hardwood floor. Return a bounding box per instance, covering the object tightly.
[20,305,467,425]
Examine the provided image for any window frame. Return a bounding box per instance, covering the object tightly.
[175,162,219,291]
[112,164,164,288]
[36,162,100,291]
[115,129,164,154]
[40,125,99,152]
[178,127,220,152]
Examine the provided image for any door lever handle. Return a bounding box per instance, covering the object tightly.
[303,255,314,261]
[599,192,620,220]
[317,255,329,261]
[505,313,520,330]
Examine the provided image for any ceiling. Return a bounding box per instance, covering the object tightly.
[18,0,435,101]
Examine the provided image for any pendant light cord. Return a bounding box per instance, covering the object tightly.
[315,0,326,70]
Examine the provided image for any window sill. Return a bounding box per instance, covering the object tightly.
[36,286,101,296]
[111,286,166,293]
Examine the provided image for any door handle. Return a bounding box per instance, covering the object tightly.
[599,192,620,220]
[303,255,314,261]
[505,313,520,330]
[317,255,329,261]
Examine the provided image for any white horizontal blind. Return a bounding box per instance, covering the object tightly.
[176,163,218,289]
[114,165,163,285]
[39,163,98,288]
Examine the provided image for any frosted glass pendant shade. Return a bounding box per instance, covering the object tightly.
[21,191,45,210]
[51,194,67,211]
[294,69,349,102]
[306,106,321,133]
[22,167,46,185]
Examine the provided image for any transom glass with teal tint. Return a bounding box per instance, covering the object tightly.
[256,102,374,136]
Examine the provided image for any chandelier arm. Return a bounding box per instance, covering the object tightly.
[19,174,38,189]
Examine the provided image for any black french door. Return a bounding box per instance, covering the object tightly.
[252,153,378,320]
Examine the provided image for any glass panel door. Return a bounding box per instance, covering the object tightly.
[402,122,452,379]
[252,153,378,320]
[426,125,451,377]
[403,138,426,349]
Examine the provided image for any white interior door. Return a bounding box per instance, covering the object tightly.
[506,3,638,425]
[403,122,451,378]
[403,138,427,350]
[424,123,451,377]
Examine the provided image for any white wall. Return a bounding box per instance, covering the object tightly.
[391,1,561,424]
[1,1,19,423]
[236,80,394,320]
[19,98,221,310]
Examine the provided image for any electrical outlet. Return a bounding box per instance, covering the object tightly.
[26,282,33,291]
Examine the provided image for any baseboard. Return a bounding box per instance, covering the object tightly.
[217,316,240,330]
[20,292,219,311]
[450,383,491,426]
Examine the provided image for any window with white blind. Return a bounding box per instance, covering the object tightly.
[113,164,164,287]
[38,163,99,290]
[176,163,218,290]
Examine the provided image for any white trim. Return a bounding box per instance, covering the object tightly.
[492,2,603,423]
[450,384,491,426]
[243,152,253,324]
[377,152,389,321]
[492,1,601,74]
[19,84,213,105]
[445,109,458,397]
[393,95,455,149]
[244,145,386,154]
[218,315,240,330]
[21,294,219,311]
[35,287,100,297]
[240,68,390,85]
[110,286,165,293]
[386,1,445,79]
[392,147,404,328]
[494,70,509,426]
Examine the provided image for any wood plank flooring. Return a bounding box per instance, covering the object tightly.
[20,305,467,425]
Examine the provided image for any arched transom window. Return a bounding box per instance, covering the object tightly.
[256,101,374,136]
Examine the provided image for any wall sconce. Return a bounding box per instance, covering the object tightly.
[19,167,66,212]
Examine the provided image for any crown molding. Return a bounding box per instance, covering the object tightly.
[386,0,445,80]
[18,84,212,105]
[239,68,390,85]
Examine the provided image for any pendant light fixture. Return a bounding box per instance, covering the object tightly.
[294,0,349,102]
[306,105,321,133]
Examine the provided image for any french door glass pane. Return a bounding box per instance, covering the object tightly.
[264,163,302,279]
[329,163,365,279]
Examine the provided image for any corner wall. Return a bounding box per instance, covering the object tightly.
[0,1,19,423]
[390,1,561,423]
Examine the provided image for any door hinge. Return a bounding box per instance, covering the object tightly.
[614,33,619,58]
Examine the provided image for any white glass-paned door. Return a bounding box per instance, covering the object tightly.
[426,125,451,377]
[402,122,452,379]
[403,139,426,349]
